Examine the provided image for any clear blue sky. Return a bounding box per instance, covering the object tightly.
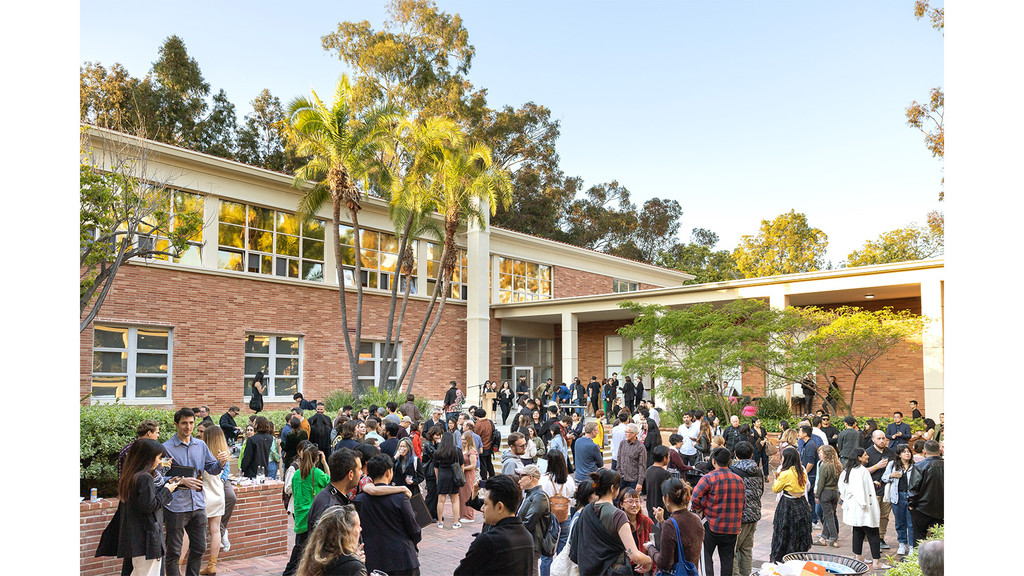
[80,0,944,266]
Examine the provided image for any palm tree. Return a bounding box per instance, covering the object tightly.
[283,76,398,397]
[400,139,513,392]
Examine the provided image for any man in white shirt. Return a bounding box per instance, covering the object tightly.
[811,416,829,447]
[609,412,629,472]
[645,400,661,427]
[677,411,699,466]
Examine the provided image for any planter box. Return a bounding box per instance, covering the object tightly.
[81,480,289,576]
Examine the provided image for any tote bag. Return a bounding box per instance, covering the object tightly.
[654,518,698,576]
[550,513,580,576]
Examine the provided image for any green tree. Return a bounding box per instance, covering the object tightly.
[148,35,211,148]
[799,306,927,416]
[845,213,944,266]
[80,61,156,131]
[283,76,399,397]
[320,0,481,121]
[908,1,944,200]
[236,89,292,172]
[80,127,203,333]
[195,88,238,160]
[402,138,512,391]
[617,197,683,264]
[733,209,828,278]
[658,228,740,284]
[561,181,637,253]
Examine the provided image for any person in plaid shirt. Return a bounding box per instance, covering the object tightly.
[691,447,745,576]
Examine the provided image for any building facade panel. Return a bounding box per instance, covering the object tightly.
[81,263,469,409]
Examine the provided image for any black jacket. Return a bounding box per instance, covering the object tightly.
[353,486,422,573]
[421,440,437,480]
[118,473,173,559]
[517,485,551,554]
[908,456,943,519]
[454,516,536,576]
[394,454,423,494]
[322,554,367,576]
[308,413,334,454]
[724,426,744,453]
[219,413,239,442]
[730,459,764,524]
[444,387,459,409]
[241,432,274,478]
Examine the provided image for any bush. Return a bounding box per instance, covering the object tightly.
[884,524,943,576]
[755,394,792,421]
[80,404,177,496]
[323,390,355,414]
[321,387,432,422]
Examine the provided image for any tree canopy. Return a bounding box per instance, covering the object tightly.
[845,211,943,267]
[733,210,829,278]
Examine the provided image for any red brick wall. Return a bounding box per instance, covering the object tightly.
[577,319,634,382]
[554,267,670,298]
[81,264,469,410]
[80,481,288,576]
[740,297,926,416]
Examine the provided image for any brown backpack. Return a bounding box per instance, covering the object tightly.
[549,479,570,523]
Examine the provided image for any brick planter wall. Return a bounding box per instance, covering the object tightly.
[81,480,288,576]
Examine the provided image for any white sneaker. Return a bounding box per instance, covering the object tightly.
[221,529,230,552]
[452,522,462,529]
[460,517,475,523]
[897,544,907,555]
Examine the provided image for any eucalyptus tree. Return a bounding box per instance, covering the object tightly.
[283,75,398,397]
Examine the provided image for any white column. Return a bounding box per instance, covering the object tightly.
[767,291,790,399]
[200,196,219,268]
[561,311,578,387]
[465,197,491,407]
[323,223,337,286]
[920,279,944,418]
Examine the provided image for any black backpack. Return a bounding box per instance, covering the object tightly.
[491,427,502,454]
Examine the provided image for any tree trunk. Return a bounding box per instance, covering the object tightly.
[331,193,359,398]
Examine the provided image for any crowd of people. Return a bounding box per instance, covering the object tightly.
[103,383,944,576]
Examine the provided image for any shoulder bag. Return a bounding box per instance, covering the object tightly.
[550,513,580,576]
[550,479,570,523]
[540,492,559,557]
[654,518,699,576]
[765,437,778,457]
[451,460,466,487]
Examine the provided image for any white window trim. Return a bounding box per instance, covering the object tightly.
[244,333,303,402]
[357,341,402,390]
[92,325,174,405]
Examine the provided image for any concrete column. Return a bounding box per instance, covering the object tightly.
[920,279,944,417]
[561,311,579,388]
[200,196,219,268]
[766,292,790,400]
[322,223,337,286]
[465,197,491,407]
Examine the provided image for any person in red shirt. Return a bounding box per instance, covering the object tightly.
[691,447,745,576]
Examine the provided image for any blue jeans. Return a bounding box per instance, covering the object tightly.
[540,517,571,576]
[268,461,278,480]
[807,474,820,523]
[893,492,915,546]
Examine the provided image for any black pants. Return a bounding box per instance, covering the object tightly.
[806,474,819,523]
[500,404,512,424]
[852,525,881,559]
[803,395,815,415]
[164,509,207,576]
[702,527,738,576]
[911,509,942,546]
[282,530,309,576]
[425,477,439,521]
[479,450,495,480]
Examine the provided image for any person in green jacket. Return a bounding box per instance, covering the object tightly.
[282,444,331,576]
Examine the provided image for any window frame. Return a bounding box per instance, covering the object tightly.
[425,242,467,300]
[612,278,639,293]
[357,341,402,392]
[217,200,326,283]
[497,256,553,303]
[339,225,417,294]
[243,333,303,402]
[91,324,174,404]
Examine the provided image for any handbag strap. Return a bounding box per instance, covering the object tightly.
[671,518,685,569]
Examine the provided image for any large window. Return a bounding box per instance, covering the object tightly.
[500,336,554,384]
[244,334,302,399]
[339,225,416,293]
[358,341,401,392]
[497,257,552,303]
[613,279,639,293]
[92,325,172,401]
[217,200,325,282]
[137,188,204,266]
[425,242,467,300]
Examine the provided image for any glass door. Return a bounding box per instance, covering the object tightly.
[514,366,534,397]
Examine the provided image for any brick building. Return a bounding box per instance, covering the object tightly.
[81,127,944,417]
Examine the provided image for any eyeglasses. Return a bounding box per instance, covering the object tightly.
[515,443,527,449]
[622,498,640,505]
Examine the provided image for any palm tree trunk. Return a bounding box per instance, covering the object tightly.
[332,195,359,397]
[380,212,415,390]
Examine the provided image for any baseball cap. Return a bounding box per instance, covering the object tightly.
[514,464,542,479]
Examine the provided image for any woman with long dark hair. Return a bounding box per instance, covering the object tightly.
[116,439,181,576]
[295,504,365,576]
[882,444,918,556]
[770,447,812,562]
[284,444,331,576]
[393,437,422,496]
[498,381,514,425]
[695,419,713,461]
[241,415,275,479]
[433,428,464,529]
[861,419,879,450]
[421,425,442,523]
[838,447,889,570]
[751,417,769,478]
[568,469,653,575]
[645,477,703,574]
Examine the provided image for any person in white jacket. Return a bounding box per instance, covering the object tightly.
[837,447,891,570]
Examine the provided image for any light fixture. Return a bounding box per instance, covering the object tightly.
[865,294,875,299]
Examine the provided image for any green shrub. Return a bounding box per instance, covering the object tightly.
[80,404,177,496]
[323,390,355,414]
[321,387,432,422]
[755,394,792,421]
[883,524,943,576]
